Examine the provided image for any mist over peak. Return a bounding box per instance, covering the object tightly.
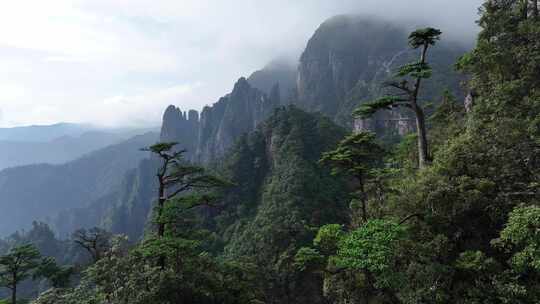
[0,0,482,128]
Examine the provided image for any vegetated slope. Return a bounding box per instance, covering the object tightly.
[211,106,351,304]
[55,157,159,240]
[21,4,540,303]
[0,132,158,236]
[55,15,468,241]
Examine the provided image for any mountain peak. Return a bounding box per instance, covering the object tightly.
[233,77,251,92]
[163,105,183,121]
[247,59,297,100]
[296,14,464,129]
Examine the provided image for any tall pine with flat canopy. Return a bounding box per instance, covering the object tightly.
[355,27,442,168]
[143,142,230,268]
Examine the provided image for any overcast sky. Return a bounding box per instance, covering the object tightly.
[0,0,484,128]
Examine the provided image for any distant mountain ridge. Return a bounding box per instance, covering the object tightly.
[0,122,159,143]
[0,123,159,170]
[0,15,469,239]
[0,132,122,170]
[0,123,91,142]
[0,132,158,236]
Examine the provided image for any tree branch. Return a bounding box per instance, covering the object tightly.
[399,213,423,225]
[384,80,413,94]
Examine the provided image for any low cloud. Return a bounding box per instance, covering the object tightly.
[92,83,204,127]
[0,0,484,127]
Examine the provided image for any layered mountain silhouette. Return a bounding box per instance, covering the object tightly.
[160,15,465,164]
[0,123,90,142]
[0,132,157,236]
[0,123,158,170]
[0,15,468,238]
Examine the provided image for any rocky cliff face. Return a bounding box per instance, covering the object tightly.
[296,15,465,133]
[197,77,279,163]
[160,105,199,159]
[72,15,468,240]
[247,59,297,102]
[297,16,407,119]
[161,77,280,163]
[58,77,283,239]
[161,15,465,162]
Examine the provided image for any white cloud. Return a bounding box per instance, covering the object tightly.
[0,84,27,100]
[0,0,484,127]
[84,82,204,127]
[0,82,205,128]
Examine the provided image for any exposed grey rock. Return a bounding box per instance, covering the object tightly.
[160,105,199,159]
[161,15,466,162]
[296,15,408,122]
[465,90,476,113]
[247,59,297,102]
[161,77,279,163]
[296,15,465,134]
[353,118,373,133]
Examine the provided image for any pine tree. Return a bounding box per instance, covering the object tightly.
[73,227,112,263]
[0,244,41,304]
[354,27,442,168]
[320,132,385,223]
[34,257,74,288]
[143,142,230,268]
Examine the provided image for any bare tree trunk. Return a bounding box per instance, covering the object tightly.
[358,177,368,223]
[156,156,169,240]
[534,0,539,17]
[413,106,429,169]
[157,182,165,238]
[411,43,430,168]
[11,273,16,304]
[157,176,166,269]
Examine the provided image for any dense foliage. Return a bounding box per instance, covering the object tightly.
[296,1,540,302]
[1,1,539,303]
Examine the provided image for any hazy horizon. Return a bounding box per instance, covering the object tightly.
[0,0,484,128]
